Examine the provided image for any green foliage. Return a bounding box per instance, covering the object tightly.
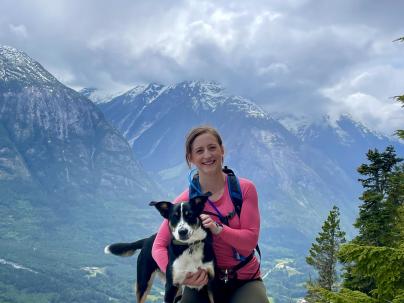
[312,286,376,303]
[392,290,404,303]
[384,164,404,247]
[342,147,404,296]
[305,206,346,301]
[338,244,404,302]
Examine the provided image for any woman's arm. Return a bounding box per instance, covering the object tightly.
[151,219,171,273]
[216,180,260,256]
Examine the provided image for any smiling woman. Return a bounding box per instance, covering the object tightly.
[152,125,269,303]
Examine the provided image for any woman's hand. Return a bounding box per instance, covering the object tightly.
[182,268,208,287]
[200,214,222,235]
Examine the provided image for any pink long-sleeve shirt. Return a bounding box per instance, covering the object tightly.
[151,177,261,280]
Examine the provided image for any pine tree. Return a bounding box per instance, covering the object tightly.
[342,146,402,294]
[315,164,404,303]
[384,164,404,247]
[305,206,346,301]
[354,146,402,246]
[338,243,404,302]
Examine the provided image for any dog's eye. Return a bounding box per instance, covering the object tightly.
[185,211,194,219]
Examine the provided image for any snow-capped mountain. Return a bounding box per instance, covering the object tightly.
[79,87,126,104]
[278,113,404,179]
[0,45,155,201]
[94,80,399,253]
[0,45,59,87]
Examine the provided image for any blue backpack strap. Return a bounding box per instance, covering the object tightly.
[222,166,243,217]
[189,171,201,200]
[223,166,262,261]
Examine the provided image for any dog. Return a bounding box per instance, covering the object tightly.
[105,193,215,303]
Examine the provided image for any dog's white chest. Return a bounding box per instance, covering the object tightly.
[172,243,213,288]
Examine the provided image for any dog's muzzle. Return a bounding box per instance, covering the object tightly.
[178,228,189,240]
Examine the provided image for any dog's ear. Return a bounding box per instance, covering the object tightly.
[190,192,211,213]
[149,201,172,219]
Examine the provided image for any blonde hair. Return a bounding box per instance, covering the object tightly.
[185,125,223,168]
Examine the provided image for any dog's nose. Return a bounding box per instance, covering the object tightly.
[178,229,188,239]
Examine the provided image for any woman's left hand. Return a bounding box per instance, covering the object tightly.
[200,214,222,235]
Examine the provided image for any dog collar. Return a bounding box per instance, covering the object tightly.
[172,239,203,246]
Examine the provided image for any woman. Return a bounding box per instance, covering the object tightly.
[152,126,269,303]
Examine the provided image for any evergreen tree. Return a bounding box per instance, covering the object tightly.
[317,164,404,302]
[305,206,346,301]
[384,164,404,247]
[354,146,402,246]
[342,146,402,294]
[338,243,404,302]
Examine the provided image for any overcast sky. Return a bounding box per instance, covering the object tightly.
[1,0,403,136]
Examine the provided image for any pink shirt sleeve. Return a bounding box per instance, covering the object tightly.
[216,180,260,257]
[151,190,188,273]
[151,219,170,273]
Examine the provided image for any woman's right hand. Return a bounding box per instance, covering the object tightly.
[182,268,208,287]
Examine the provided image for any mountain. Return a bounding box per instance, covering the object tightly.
[0,46,161,302]
[0,45,156,200]
[277,113,403,179]
[96,80,392,246]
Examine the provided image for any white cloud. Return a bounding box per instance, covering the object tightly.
[9,24,28,38]
[321,65,404,135]
[0,0,403,136]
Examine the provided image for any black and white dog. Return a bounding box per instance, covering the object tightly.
[105,194,215,303]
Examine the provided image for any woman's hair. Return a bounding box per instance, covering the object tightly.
[185,125,223,168]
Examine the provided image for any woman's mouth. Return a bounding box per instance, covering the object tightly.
[202,160,215,166]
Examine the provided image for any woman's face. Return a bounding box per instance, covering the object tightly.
[189,132,224,175]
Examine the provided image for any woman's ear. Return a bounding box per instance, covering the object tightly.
[186,155,193,168]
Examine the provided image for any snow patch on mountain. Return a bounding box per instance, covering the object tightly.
[79,87,126,104]
[167,81,269,119]
[228,96,268,119]
[275,113,314,135]
[276,112,389,143]
[0,45,57,85]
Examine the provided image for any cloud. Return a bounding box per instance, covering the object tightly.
[321,65,404,135]
[8,24,28,39]
[0,0,403,136]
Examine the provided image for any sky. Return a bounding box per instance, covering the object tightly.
[1,0,403,137]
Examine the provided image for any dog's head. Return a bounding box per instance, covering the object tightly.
[149,193,211,243]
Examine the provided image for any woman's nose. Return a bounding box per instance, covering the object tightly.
[202,150,212,157]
